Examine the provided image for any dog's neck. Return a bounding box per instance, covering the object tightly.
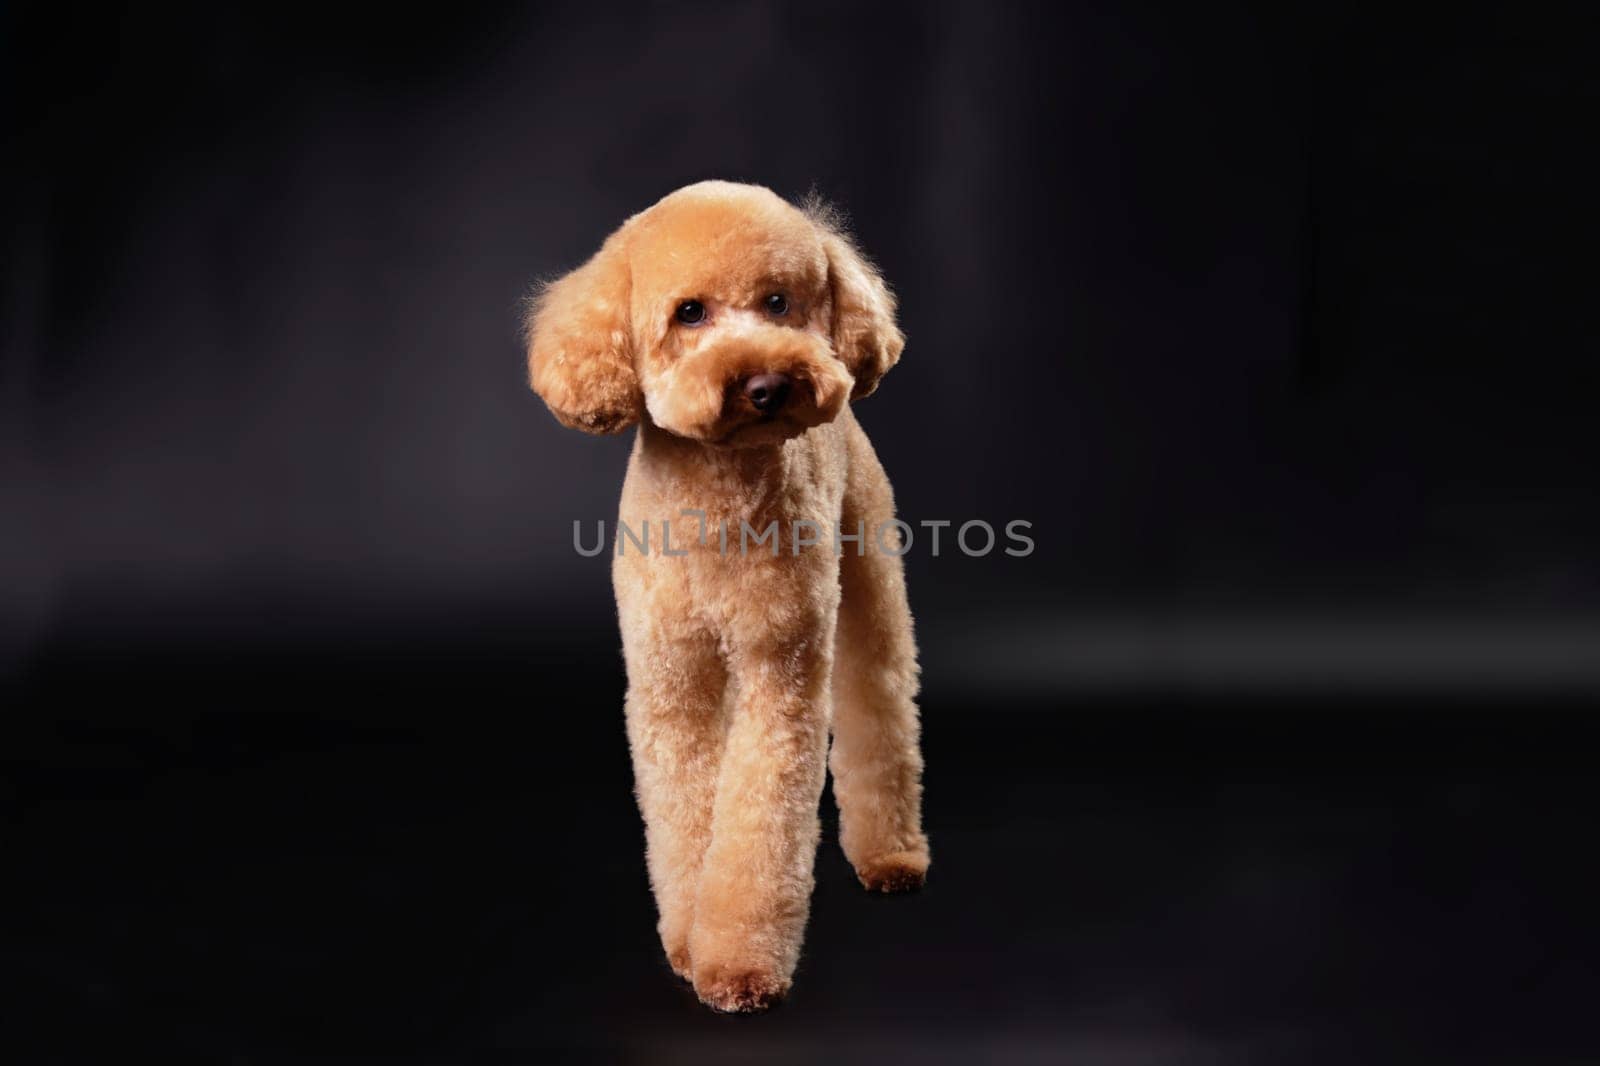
[637,418,789,481]
[633,417,814,528]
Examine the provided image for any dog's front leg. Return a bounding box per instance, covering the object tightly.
[619,605,729,982]
[688,609,835,1013]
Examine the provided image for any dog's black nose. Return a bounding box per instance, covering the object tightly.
[744,373,793,414]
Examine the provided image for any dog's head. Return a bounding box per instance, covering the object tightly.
[525,181,903,447]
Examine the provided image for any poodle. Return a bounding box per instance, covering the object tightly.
[524,180,929,1013]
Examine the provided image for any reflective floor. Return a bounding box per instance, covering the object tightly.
[9,645,1598,1064]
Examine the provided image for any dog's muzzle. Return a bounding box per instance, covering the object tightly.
[744,373,793,414]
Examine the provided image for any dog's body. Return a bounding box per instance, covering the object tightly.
[526,181,928,1013]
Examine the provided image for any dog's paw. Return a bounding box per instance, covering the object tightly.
[693,965,790,1014]
[855,849,929,893]
[665,943,694,982]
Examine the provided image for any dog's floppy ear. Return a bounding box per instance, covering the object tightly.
[525,232,642,434]
[810,206,905,400]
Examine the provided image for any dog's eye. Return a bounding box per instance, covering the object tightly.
[675,300,706,326]
[764,293,789,316]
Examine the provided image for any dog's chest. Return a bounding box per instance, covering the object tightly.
[624,424,848,544]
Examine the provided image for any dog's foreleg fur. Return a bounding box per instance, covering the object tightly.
[686,538,840,1011]
[621,617,729,981]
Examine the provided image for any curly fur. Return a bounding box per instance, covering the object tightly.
[526,180,929,1013]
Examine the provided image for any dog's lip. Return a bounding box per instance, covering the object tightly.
[713,421,772,445]
[703,372,824,445]
[712,414,801,446]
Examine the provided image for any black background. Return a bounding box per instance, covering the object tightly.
[4,3,1598,1063]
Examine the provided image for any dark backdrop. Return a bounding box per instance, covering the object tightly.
[5,1,1597,675]
[5,3,1598,1063]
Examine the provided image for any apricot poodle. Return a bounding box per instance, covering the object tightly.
[525,180,928,1013]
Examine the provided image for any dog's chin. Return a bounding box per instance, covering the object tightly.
[714,416,813,449]
[650,410,818,449]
